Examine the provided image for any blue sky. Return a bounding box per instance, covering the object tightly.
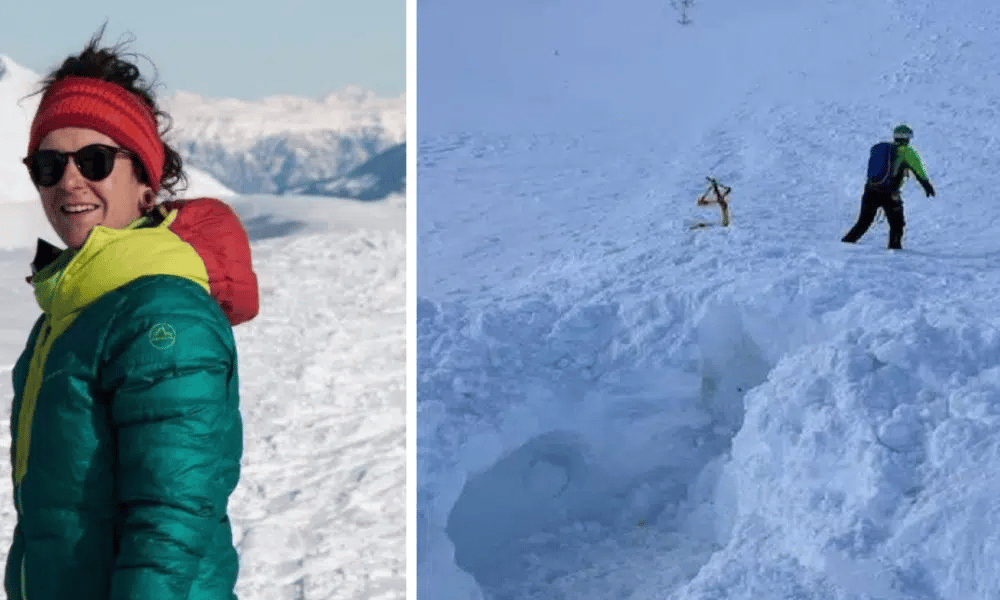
[0,0,404,101]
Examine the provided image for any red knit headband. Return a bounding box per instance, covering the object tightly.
[27,76,165,193]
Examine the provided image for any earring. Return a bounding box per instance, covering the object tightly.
[141,191,157,212]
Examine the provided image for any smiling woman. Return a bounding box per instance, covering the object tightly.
[28,129,155,250]
[8,26,259,600]
[23,29,186,250]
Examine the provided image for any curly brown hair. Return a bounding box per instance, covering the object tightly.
[32,24,188,198]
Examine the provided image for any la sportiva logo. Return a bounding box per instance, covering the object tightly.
[149,323,177,349]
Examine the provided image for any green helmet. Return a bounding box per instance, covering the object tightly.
[893,124,914,142]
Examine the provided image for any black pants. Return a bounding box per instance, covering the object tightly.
[842,187,906,249]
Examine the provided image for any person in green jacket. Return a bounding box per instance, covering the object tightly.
[6,29,259,600]
[842,124,936,250]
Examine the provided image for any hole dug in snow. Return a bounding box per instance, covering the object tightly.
[695,299,775,438]
[443,304,778,597]
[446,430,603,588]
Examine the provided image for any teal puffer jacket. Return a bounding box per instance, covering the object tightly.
[4,199,258,600]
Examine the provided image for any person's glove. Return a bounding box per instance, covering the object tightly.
[921,180,936,197]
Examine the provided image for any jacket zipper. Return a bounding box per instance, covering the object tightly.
[15,321,50,479]
[17,320,50,600]
[17,484,25,600]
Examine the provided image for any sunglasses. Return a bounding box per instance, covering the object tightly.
[22,144,135,187]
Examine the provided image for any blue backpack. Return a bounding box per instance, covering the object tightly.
[866,142,898,191]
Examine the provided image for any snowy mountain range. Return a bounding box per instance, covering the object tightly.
[0,55,404,203]
[164,88,404,197]
[289,142,405,200]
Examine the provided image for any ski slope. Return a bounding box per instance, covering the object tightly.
[417,0,1000,598]
[0,193,406,599]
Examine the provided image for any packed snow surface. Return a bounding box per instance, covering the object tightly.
[417,0,1000,598]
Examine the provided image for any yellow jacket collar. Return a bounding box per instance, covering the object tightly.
[32,210,210,319]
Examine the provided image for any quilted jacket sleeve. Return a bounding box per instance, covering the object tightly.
[99,277,242,600]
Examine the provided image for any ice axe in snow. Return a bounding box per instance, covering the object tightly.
[691,177,732,228]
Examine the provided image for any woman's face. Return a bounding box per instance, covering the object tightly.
[35,127,155,250]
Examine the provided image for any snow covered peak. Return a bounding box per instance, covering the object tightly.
[164,86,405,146]
[0,55,39,100]
[0,56,41,204]
[0,55,39,93]
[324,85,381,105]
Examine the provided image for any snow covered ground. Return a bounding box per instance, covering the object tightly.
[0,192,406,599]
[417,0,1000,598]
